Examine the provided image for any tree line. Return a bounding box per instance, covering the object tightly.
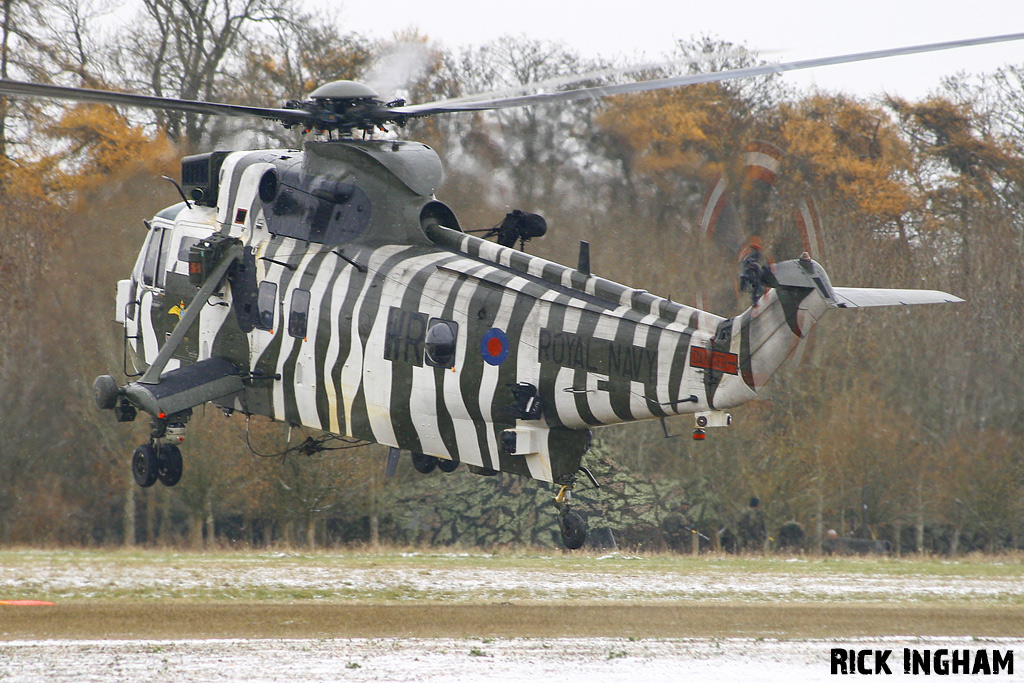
[0,0,1021,554]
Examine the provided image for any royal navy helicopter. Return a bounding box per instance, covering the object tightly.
[2,33,1018,549]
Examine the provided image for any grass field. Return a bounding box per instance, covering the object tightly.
[1,547,1022,640]
[2,549,1021,682]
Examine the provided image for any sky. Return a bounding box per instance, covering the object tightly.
[334,0,1024,100]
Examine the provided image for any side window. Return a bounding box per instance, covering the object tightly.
[256,281,277,331]
[141,228,165,286]
[288,289,311,339]
[177,236,200,262]
[424,318,458,368]
[155,229,174,289]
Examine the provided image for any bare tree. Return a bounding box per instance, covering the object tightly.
[117,0,294,146]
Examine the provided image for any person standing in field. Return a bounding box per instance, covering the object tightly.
[738,497,767,552]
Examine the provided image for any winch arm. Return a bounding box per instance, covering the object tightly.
[139,242,243,385]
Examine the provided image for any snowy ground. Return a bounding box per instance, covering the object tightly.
[1,551,1021,681]
[2,551,1022,604]
[3,636,1021,683]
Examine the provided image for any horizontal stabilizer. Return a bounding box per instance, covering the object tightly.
[831,286,964,308]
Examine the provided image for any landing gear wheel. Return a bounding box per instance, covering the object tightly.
[437,458,459,473]
[132,444,159,488]
[157,444,183,487]
[411,451,437,474]
[559,509,587,550]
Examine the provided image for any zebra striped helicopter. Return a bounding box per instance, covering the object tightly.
[2,33,1017,549]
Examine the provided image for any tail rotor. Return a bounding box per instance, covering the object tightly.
[697,140,826,361]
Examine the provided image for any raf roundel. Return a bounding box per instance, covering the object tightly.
[480,328,510,366]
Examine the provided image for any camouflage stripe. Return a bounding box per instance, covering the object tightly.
[667,317,695,410]
[431,263,492,464]
[275,248,317,424]
[323,258,359,435]
[280,249,333,428]
[216,153,286,229]
[386,249,464,456]
[308,251,342,431]
[347,245,420,445]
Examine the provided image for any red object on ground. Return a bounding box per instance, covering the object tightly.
[0,600,56,606]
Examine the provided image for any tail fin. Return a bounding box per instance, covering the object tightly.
[708,256,963,409]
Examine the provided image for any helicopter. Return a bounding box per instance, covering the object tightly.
[1,33,1018,550]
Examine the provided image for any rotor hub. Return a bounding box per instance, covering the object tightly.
[281,81,409,134]
[308,80,380,100]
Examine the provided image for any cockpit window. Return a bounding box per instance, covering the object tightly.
[142,227,166,287]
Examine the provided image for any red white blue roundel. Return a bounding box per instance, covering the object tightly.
[480,328,510,365]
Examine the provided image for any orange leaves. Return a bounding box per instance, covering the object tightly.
[1,101,174,206]
[596,83,924,238]
[889,95,1022,199]
[776,95,917,223]
[596,83,749,185]
[0,155,53,203]
[40,103,174,197]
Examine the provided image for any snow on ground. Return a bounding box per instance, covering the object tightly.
[3,636,1020,683]
[1,554,1021,603]
[2,553,1021,681]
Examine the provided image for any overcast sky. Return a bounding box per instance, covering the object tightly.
[334,0,1023,99]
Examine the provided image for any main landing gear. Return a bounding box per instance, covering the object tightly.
[93,374,196,490]
[554,477,587,550]
[130,413,190,488]
[397,445,594,550]
[132,443,182,487]
[553,466,600,550]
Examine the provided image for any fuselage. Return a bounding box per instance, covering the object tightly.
[119,140,825,483]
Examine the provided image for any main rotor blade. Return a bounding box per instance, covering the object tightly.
[2,32,1020,130]
[0,79,311,124]
[392,32,1024,117]
[425,48,765,108]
